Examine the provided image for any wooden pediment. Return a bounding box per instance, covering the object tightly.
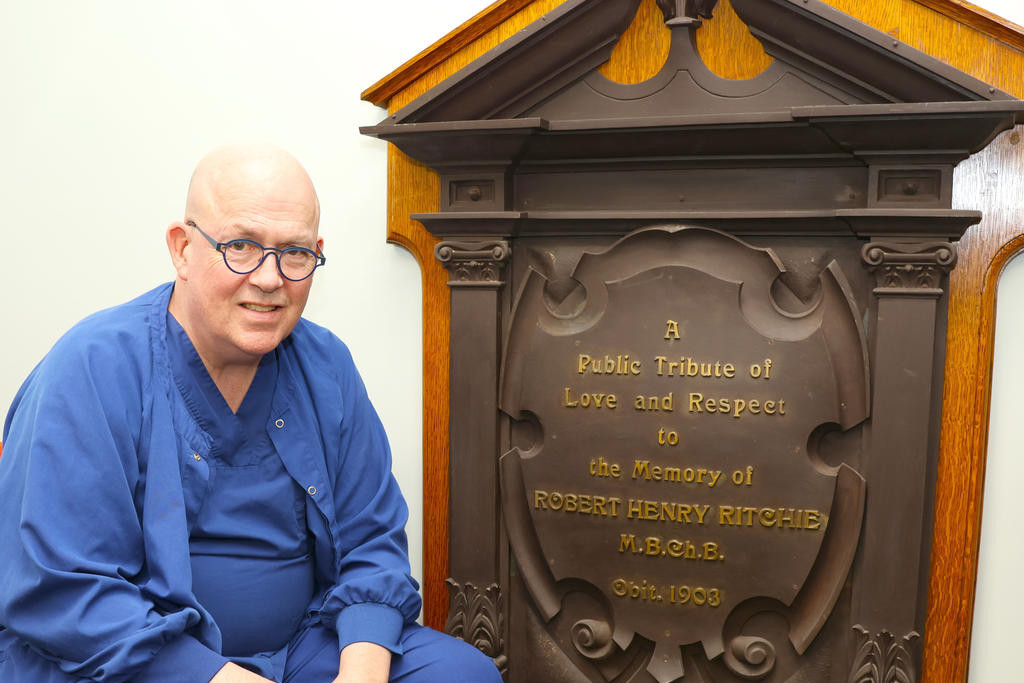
[363,0,1022,242]
[381,0,1012,126]
[365,0,1021,168]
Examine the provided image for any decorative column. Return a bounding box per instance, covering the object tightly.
[850,240,958,682]
[434,239,510,672]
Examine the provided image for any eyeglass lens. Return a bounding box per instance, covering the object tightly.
[223,241,317,280]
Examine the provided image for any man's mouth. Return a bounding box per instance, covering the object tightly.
[241,303,280,312]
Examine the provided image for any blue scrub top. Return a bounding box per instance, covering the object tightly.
[166,312,315,657]
[0,284,421,683]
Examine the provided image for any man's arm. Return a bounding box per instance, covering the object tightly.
[305,337,422,658]
[333,642,392,683]
[0,317,229,682]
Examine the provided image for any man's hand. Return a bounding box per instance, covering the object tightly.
[332,641,392,683]
[209,662,276,683]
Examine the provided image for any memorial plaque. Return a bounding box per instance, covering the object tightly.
[363,0,1024,679]
[500,226,868,681]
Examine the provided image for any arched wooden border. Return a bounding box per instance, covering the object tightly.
[924,121,1024,680]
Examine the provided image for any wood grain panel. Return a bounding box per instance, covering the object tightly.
[362,0,535,107]
[923,126,1024,683]
[914,0,1024,52]
[697,0,773,80]
[389,0,564,111]
[597,0,670,84]
[831,0,1024,97]
[901,1,994,85]
[382,0,566,632]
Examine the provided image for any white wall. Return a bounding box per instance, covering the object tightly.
[976,0,1024,26]
[968,254,1024,682]
[0,0,491,588]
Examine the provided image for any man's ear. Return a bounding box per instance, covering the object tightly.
[166,222,191,279]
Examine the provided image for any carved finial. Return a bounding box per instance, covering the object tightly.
[657,0,719,26]
[848,627,919,683]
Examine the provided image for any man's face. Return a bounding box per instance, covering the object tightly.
[171,164,321,372]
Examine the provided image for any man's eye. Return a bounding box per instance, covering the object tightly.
[227,241,254,252]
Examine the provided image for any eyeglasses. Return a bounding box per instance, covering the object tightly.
[187,220,326,282]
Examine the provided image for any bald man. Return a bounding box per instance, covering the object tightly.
[0,144,502,683]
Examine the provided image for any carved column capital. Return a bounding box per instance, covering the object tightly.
[434,240,510,288]
[860,240,957,296]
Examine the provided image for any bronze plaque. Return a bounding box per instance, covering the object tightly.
[500,226,869,682]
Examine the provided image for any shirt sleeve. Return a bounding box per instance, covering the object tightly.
[0,330,227,683]
[316,344,422,655]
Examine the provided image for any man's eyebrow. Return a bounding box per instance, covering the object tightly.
[228,224,315,248]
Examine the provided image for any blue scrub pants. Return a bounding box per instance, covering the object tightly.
[0,622,502,683]
[273,621,503,683]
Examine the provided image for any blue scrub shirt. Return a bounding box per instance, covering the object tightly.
[0,284,422,683]
[166,313,316,658]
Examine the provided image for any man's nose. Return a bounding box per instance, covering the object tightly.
[248,252,284,290]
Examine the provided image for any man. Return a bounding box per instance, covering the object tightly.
[0,143,502,683]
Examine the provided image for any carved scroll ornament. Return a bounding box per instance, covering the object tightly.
[861,241,957,295]
[434,240,510,287]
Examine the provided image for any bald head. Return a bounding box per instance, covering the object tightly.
[166,142,324,380]
[185,141,320,231]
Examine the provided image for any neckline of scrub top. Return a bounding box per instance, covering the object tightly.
[165,309,278,464]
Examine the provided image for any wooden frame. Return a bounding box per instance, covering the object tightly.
[364,1,1024,679]
[924,127,1024,682]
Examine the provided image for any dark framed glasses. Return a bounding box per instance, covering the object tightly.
[187,220,325,281]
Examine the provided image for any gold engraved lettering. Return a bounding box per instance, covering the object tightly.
[730,467,754,486]
[668,584,722,606]
[616,536,723,562]
[720,506,736,525]
[687,393,786,418]
[625,497,711,523]
[652,357,737,378]
[611,578,661,602]
[657,428,679,446]
[619,534,640,554]
[805,510,822,530]
[749,358,774,379]
[633,392,674,411]
[576,354,642,376]
[718,505,826,530]
[588,457,621,478]
[534,489,621,517]
[665,320,680,339]
[631,460,722,488]
[563,387,618,409]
